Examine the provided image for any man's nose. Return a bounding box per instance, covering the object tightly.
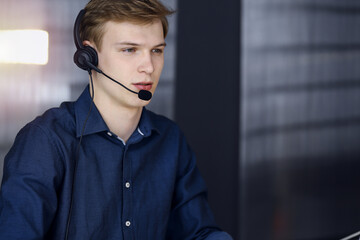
[138,52,154,74]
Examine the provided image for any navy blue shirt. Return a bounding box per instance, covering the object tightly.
[0,86,232,240]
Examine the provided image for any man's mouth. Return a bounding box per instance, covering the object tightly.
[133,82,153,91]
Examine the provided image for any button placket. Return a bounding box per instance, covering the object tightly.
[122,146,133,239]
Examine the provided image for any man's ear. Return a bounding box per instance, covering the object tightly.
[83,40,96,50]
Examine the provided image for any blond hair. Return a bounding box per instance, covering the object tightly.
[80,0,175,51]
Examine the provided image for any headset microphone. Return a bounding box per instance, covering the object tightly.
[73,9,152,101]
[85,61,152,101]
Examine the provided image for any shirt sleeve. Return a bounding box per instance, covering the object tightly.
[0,123,64,239]
[166,132,233,240]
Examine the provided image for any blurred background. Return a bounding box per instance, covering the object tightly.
[2,0,360,239]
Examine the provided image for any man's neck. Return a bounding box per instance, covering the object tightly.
[93,95,143,144]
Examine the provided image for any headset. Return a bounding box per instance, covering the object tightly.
[72,9,152,101]
[73,9,99,73]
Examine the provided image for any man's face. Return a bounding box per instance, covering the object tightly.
[91,19,165,108]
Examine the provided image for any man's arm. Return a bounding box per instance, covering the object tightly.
[166,133,233,240]
[0,123,63,239]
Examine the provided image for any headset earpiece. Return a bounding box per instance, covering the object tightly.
[73,9,99,72]
[74,45,98,71]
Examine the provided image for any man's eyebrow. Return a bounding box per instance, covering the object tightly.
[115,42,167,47]
[115,42,140,46]
[155,42,167,47]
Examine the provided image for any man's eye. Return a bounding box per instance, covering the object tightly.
[152,49,163,54]
[122,48,136,53]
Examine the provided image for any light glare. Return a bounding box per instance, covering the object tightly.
[0,30,49,65]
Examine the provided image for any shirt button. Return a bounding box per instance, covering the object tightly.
[125,221,131,227]
[107,132,112,137]
[125,182,131,188]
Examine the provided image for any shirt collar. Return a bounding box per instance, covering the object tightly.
[138,107,160,137]
[74,85,160,138]
[74,86,109,138]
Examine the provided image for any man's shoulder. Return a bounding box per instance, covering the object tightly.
[144,109,181,133]
[6,101,77,165]
[25,100,76,137]
[145,109,175,124]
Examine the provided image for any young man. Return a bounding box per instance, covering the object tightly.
[0,0,233,239]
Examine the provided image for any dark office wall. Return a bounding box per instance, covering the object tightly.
[241,0,360,239]
[175,0,240,238]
